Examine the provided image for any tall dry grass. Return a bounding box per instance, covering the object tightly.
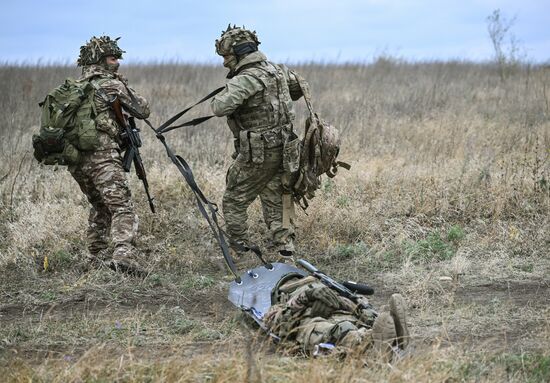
[0,60,549,381]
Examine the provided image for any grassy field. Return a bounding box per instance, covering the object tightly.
[0,60,549,382]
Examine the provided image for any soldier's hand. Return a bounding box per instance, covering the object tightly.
[306,286,340,318]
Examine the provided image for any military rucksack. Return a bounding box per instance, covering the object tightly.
[288,79,350,208]
[32,77,101,165]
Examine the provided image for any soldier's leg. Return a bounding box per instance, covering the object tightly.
[222,162,267,247]
[256,148,294,255]
[69,165,110,257]
[87,150,138,259]
[259,176,295,255]
[259,171,295,256]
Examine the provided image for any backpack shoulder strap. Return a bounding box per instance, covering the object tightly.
[295,76,317,123]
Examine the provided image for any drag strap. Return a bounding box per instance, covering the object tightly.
[152,130,241,282]
[229,239,273,270]
[161,115,217,134]
[156,86,224,134]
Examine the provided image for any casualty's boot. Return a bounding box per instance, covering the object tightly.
[372,312,397,362]
[389,294,410,350]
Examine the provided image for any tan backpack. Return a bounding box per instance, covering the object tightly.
[290,79,350,208]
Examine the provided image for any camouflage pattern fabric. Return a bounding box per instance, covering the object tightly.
[264,280,378,354]
[78,36,125,66]
[211,50,306,254]
[69,64,150,260]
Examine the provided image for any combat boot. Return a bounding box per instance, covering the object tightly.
[87,248,110,269]
[372,312,397,362]
[109,246,147,278]
[389,294,410,350]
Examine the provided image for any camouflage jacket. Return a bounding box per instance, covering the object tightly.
[264,279,377,341]
[80,65,150,151]
[211,51,306,143]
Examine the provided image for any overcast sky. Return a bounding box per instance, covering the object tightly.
[1,0,548,64]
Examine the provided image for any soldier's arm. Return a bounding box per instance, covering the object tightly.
[100,78,151,119]
[210,74,263,116]
[280,64,305,101]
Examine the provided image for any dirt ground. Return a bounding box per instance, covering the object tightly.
[1,264,548,366]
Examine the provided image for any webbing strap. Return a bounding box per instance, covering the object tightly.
[161,114,216,134]
[149,125,241,282]
[296,77,318,125]
[144,116,273,281]
[156,86,225,134]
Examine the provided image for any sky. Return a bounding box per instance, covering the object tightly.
[1,0,548,64]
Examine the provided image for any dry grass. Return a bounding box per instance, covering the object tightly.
[0,59,549,382]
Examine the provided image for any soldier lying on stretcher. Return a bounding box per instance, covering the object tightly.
[228,260,410,361]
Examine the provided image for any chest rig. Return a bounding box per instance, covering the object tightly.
[233,61,295,133]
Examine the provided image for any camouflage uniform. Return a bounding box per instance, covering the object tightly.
[211,26,306,256]
[264,278,409,357]
[69,37,150,264]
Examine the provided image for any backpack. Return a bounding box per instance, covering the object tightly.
[32,77,100,165]
[287,78,350,208]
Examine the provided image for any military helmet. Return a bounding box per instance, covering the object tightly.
[215,25,260,57]
[77,36,125,66]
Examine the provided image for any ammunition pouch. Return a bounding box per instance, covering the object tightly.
[236,127,285,165]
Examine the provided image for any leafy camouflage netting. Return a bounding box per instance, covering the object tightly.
[77,35,125,66]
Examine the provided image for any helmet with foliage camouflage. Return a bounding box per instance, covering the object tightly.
[215,25,260,57]
[77,36,125,66]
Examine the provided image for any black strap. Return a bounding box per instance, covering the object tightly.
[145,85,276,277]
[156,86,224,134]
[152,129,241,282]
[161,115,217,134]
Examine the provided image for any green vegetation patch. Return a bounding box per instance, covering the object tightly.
[403,225,465,263]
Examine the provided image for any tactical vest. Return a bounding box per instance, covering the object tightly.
[233,61,295,133]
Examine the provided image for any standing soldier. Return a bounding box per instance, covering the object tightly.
[73,36,150,275]
[211,25,306,261]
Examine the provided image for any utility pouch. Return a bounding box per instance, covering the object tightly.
[237,130,251,163]
[76,118,99,151]
[62,142,81,165]
[32,127,65,164]
[283,133,301,173]
[32,134,46,162]
[249,131,265,164]
[262,129,282,149]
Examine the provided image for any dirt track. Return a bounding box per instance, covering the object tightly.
[2,274,548,365]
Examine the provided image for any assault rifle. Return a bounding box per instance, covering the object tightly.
[297,259,375,303]
[111,97,155,213]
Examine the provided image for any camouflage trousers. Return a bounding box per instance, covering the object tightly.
[223,147,294,251]
[265,309,372,354]
[69,149,138,259]
[294,314,372,354]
